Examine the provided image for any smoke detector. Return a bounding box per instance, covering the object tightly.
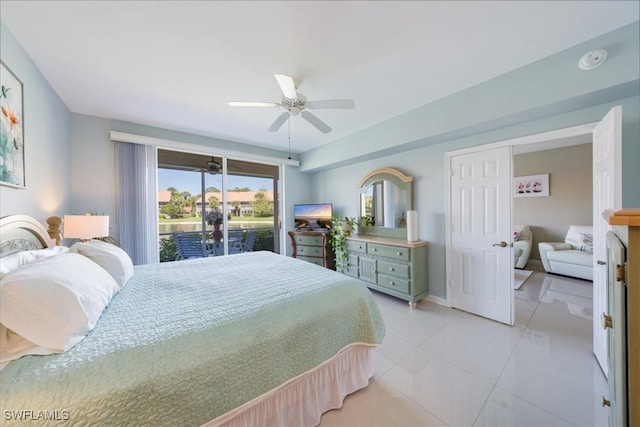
[578,49,608,70]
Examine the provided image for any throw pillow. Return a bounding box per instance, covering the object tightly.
[579,233,593,251]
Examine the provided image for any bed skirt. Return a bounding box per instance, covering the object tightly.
[205,343,375,427]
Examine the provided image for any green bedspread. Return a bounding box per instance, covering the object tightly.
[0,251,384,426]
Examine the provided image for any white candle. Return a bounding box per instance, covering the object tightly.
[406,210,418,242]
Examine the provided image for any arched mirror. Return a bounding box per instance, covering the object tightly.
[357,168,413,238]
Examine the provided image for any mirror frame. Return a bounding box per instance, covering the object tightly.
[357,167,413,238]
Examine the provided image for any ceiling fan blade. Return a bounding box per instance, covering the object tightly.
[306,99,355,109]
[267,112,290,132]
[301,111,332,134]
[228,101,279,107]
[274,74,297,100]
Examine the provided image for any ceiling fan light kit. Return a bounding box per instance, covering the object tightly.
[228,74,355,134]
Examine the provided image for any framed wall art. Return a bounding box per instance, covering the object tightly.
[514,174,549,198]
[0,60,25,188]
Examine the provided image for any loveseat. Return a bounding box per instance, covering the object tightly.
[513,224,533,269]
[538,225,593,281]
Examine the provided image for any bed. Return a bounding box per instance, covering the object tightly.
[0,215,385,426]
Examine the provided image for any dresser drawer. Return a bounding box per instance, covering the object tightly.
[296,246,324,257]
[377,274,410,294]
[347,253,359,266]
[377,260,410,279]
[367,243,410,261]
[294,235,325,246]
[343,265,359,278]
[345,240,366,253]
[297,255,324,266]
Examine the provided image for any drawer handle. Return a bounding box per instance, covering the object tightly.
[396,251,402,256]
[359,245,363,250]
[300,248,304,253]
[389,281,396,286]
[372,248,377,252]
[389,267,395,272]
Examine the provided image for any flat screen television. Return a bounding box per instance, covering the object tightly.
[294,203,333,230]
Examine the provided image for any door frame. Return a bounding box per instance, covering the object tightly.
[444,121,601,308]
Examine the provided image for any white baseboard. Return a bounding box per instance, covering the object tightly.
[423,294,449,307]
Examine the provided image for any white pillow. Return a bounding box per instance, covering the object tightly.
[0,247,70,279]
[0,252,119,352]
[1,323,55,368]
[0,251,37,279]
[29,245,69,260]
[579,233,594,251]
[70,240,134,287]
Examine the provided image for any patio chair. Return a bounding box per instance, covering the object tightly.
[242,229,257,252]
[173,231,209,260]
[227,229,244,254]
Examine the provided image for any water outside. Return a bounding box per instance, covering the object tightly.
[159,221,273,236]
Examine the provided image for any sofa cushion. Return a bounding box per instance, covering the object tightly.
[578,233,593,251]
[513,224,531,241]
[565,225,593,249]
[546,249,592,267]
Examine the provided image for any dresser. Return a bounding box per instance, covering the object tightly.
[288,230,333,269]
[343,235,428,308]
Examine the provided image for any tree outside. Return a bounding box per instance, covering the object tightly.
[253,191,273,217]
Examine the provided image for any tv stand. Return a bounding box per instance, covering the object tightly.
[288,230,334,269]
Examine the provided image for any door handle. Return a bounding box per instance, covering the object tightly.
[492,241,508,247]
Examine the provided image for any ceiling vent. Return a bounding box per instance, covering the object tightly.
[578,49,608,70]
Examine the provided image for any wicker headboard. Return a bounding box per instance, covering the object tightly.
[0,215,56,255]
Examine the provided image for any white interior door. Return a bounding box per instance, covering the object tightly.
[450,146,513,325]
[592,106,622,377]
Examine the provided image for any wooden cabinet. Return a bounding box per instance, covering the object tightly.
[288,231,334,269]
[607,209,640,427]
[344,235,428,308]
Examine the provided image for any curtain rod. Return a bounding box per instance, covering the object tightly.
[109,131,300,167]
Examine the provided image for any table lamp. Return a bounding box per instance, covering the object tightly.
[63,215,109,242]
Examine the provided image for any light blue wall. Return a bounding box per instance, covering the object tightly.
[70,113,309,246]
[306,21,640,300]
[310,96,639,300]
[302,21,639,174]
[0,22,72,222]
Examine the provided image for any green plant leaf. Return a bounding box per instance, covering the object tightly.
[1,85,8,98]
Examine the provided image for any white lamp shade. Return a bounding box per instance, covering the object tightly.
[63,215,109,240]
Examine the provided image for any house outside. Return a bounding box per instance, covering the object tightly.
[159,190,274,217]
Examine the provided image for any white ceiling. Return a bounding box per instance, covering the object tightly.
[1,1,638,154]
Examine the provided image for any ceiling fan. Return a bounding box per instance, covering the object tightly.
[228,74,355,134]
[204,157,221,175]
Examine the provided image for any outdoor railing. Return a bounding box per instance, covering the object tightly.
[159,227,275,262]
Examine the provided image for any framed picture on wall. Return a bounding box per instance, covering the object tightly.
[0,60,25,188]
[514,174,549,198]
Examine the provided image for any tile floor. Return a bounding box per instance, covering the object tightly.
[320,271,608,427]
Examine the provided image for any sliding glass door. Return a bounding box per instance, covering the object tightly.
[157,150,279,262]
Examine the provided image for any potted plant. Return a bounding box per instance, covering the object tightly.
[330,216,357,272]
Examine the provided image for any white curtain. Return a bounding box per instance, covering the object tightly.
[116,142,159,265]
